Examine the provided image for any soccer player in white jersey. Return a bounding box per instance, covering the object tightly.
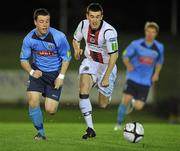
[72,3,119,139]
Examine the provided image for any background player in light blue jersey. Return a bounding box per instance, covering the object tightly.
[114,22,164,130]
[20,8,71,139]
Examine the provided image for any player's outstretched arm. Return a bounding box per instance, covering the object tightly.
[152,44,164,82]
[54,61,70,89]
[152,64,162,82]
[20,61,32,73]
[123,58,134,72]
[101,52,118,87]
[72,39,83,60]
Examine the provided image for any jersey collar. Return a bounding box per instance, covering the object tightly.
[32,28,56,46]
[141,39,159,52]
[143,39,154,47]
[34,28,50,40]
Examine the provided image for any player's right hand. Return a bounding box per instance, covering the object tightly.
[32,70,42,79]
[74,49,83,60]
[126,64,134,72]
[152,73,159,82]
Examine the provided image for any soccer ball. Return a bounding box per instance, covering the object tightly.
[123,122,144,143]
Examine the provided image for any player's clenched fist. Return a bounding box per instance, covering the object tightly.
[101,76,109,87]
[54,78,63,89]
[126,64,134,72]
[152,73,159,82]
[32,70,42,78]
[74,48,83,60]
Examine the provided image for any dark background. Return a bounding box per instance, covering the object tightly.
[0,0,179,33]
[0,0,179,121]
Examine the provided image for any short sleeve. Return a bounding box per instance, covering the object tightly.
[73,21,84,42]
[156,44,164,65]
[20,37,31,61]
[122,42,136,59]
[58,35,72,61]
[105,29,118,54]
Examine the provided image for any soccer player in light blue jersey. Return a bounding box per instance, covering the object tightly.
[114,22,164,130]
[20,8,71,139]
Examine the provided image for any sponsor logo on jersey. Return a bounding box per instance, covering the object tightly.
[139,57,154,64]
[33,50,57,56]
[109,37,117,42]
[89,43,102,49]
[48,43,55,49]
[90,37,95,43]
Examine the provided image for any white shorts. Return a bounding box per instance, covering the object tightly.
[79,58,117,97]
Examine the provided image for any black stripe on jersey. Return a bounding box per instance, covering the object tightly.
[32,32,57,47]
[103,29,113,39]
[141,41,160,61]
[151,43,161,61]
[108,50,118,55]
[73,38,81,43]
[81,20,84,32]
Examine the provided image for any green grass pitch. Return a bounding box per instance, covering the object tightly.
[0,123,180,151]
[0,107,180,151]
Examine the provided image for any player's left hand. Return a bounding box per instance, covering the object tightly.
[101,77,109,87]
[152,73,159,82]
[54,78,63,89]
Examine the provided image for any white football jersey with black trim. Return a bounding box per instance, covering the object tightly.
[74,19,118,64]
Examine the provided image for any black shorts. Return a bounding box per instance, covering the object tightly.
[27,64,62,101]
[123,80,150,102]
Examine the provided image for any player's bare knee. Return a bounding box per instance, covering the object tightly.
[122,95,133,105]
[80,89,89,95]
[47,110,56,115]
[28,99,39,108]
[135,104,144,111]
[80,83,89,93]
[100,105,107,109]
[79,83,90,94]
[45,107,57,115]
[122,99,131,106]
[99,103,108,108]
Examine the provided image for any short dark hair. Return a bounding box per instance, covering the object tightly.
[33,8,50,20]
[87,3,103,14]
